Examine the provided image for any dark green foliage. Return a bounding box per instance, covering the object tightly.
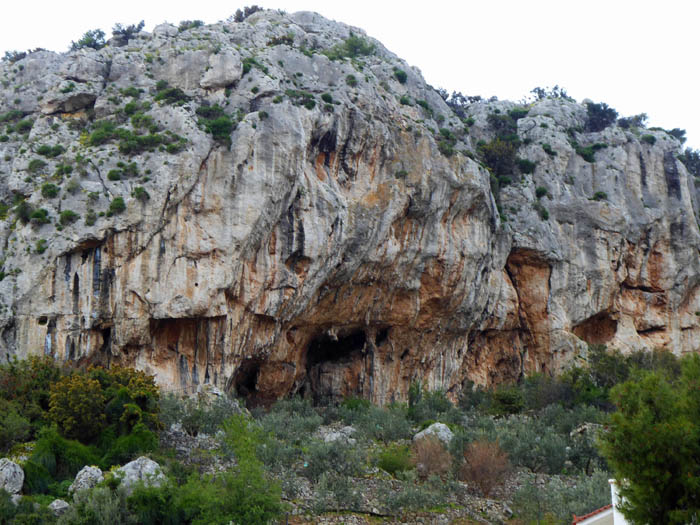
[535,186,548,199]
[2,50,27,63]
[641,134,656,145]
[679,148,700,178]
[88,120,117,146]
[302,439,366,483]
[30,208,50,224]
[196,105,234,143]
[377,444,413,476]
[585,101,618,132]
[111,20,145,44]
[399,95,411,106]
[0,109,25,122]
[667,127,687,144]
[479,138,517,175]
[617,113,648,129]
[257,397,322,444]
[394,68,407,84]
[536,203,549,220]
[14,200,34,224]
[109,197,126,215]
[285,89,316,109]
[154,86,189,105]
[600,354,700,524]
[123,101,139,115]
[132,186,150,201]
[321,93,333,103]
[241,57,268,76]
[107,169,121,181]
[232,5,263,22]
[345,74,358,87]
[529,85,573,101]
[28,158,47,173]
[592,191,607,201]
[15,118,34,133]
[542,143,556,156]
[24,426,100,493]
[574,142,607,162]
[36,144,65,158]
[120,86,142,99]
[517,158,536,174]
[507,107,529,121]
[323,33,375,61]
[178,19,204,32]
[160,392,242,437]
[59,210,79,225]
[35,239,48,254]
[70,29,106,51]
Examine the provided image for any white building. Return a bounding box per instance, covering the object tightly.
[571,480,629,525]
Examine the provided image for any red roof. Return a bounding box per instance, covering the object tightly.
[572,504,613,524]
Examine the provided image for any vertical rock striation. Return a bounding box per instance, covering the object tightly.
[0,10,698,404]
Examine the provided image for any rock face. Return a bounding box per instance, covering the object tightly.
[49,499,70,516]
[69,465,103,494]
[0,458,24,494]
[413,422,453,445]
[116,457,165,493]
[0,10,699,405]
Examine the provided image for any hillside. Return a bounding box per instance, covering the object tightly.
[0,9,699,408]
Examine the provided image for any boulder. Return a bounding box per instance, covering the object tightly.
[321,425,357,445]
[69,465,104,494]
[153,23,178,38]
[116,456,165,493]
[413,422,453,445]
[0,458,24,495]
[49,499,70,516]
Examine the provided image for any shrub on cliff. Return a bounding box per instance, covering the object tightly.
[585,101,618,132]
[70,29,106,51]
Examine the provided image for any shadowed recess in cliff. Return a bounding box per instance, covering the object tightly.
[573,311,618,345]
[302,328,368,404]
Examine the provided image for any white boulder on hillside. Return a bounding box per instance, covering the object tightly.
[413,422,453,445]
[69,465,104,494]
[116,457,165,493]
[0,458,24,494]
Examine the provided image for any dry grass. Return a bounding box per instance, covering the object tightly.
[411,435,452,479]
[459,440,511,497]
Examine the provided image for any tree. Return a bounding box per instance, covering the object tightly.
[111,21,145,46]
[585,101,618,132]
[70,29,106,51]
[599,354,700,524]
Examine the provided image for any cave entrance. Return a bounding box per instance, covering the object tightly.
[304,328,367,405]
[233,359,262,408]
[573,311,618,345]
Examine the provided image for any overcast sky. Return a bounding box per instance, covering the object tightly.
[2,1,699,148]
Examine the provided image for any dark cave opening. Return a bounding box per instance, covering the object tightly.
[307,329,366,368]
[375,327,389,346]
[233,359,262,406]
[304,329,367,405]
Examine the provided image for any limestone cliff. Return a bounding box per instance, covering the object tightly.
[0,10,698,404]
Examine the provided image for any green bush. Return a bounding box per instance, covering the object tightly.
[321,93,333,103]
[70,29,106,51]
[346,74,358,87]
[108,197,126,215]
[257,397,322,444]
[36,144,65,158]
[585,101,618,132]
[160,392,241,437]
[377,444,413,476]
[132,186,150,201]
[107,169,122,181]
[352,404,413,443]
[58,486,131,524]
[479,138,517,175]
[59,210,79,225]
[302,438,366,483]
[0,401,31,451]
[641,134,656,145]
[517,158,536,174]
[30,208,50,224]
[394,68,407,84]
[592,191,607,201]
[41,183,59,198]
[542,143,557,156]
[323,33,375,60]
[574,142,607,162]
[50,374,106,441]
[535,186,548,199]
[154,86,189,105]
[28,158,47,174]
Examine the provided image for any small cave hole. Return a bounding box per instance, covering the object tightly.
[38,316,48,326]
[573,311,618,345]
[375,327,389,346]
[234,359,261,405]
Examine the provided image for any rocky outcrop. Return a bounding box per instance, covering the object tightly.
[0,458,24,494]
[49,499,70,516]
[69,465,103,495]
[0,10,698,405]
[116,457,165,493]
[413,422,454,445]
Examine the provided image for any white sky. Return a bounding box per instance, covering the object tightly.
[2,0,699,148]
